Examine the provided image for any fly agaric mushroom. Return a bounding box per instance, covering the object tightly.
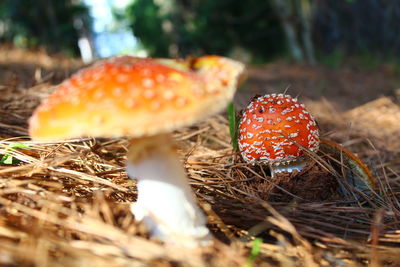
[238,94,319,177]
[29,55,245,246]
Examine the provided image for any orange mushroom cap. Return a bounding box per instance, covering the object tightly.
[238,94,320,164]
[29,55,245,141]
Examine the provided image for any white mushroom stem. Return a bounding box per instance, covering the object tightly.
[269,158,308,178]
[126,134,211,247]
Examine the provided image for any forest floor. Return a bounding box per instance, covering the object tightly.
[0,46,400,266]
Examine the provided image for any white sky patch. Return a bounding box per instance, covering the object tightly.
[84,0,111,33]
[83,0,140,58]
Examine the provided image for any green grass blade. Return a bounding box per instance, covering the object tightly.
[227,102,239,152]
[243,238,263,267]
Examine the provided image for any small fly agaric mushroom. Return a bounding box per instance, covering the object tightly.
[29,55,245,246]
[238,94,319,177]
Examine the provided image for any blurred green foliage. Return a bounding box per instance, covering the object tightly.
[123,0,285,60]
[0,0,90,55]
[318,50,346,70]
[123,0,171,57]
[122,0,400,64]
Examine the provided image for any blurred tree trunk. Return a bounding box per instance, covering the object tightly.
[170,0,185,57]
[270,0,316,64]
[75,16,97,62]
[42,0,60,46]
[297,0,316,64]
[271,0,304,62]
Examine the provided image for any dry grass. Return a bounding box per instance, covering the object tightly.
[0,48,400,266]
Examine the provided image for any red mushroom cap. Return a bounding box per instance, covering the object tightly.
[29,55,245,141]
[238,94,320,164]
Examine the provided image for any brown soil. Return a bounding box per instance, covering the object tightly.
[235,61,400,111]
[0,46,82,89]
[269,163,340,202]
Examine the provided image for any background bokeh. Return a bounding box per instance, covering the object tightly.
[1,0,400,65]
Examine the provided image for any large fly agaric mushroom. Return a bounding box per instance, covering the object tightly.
[238,94,319,177]
[29,55,245,246]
